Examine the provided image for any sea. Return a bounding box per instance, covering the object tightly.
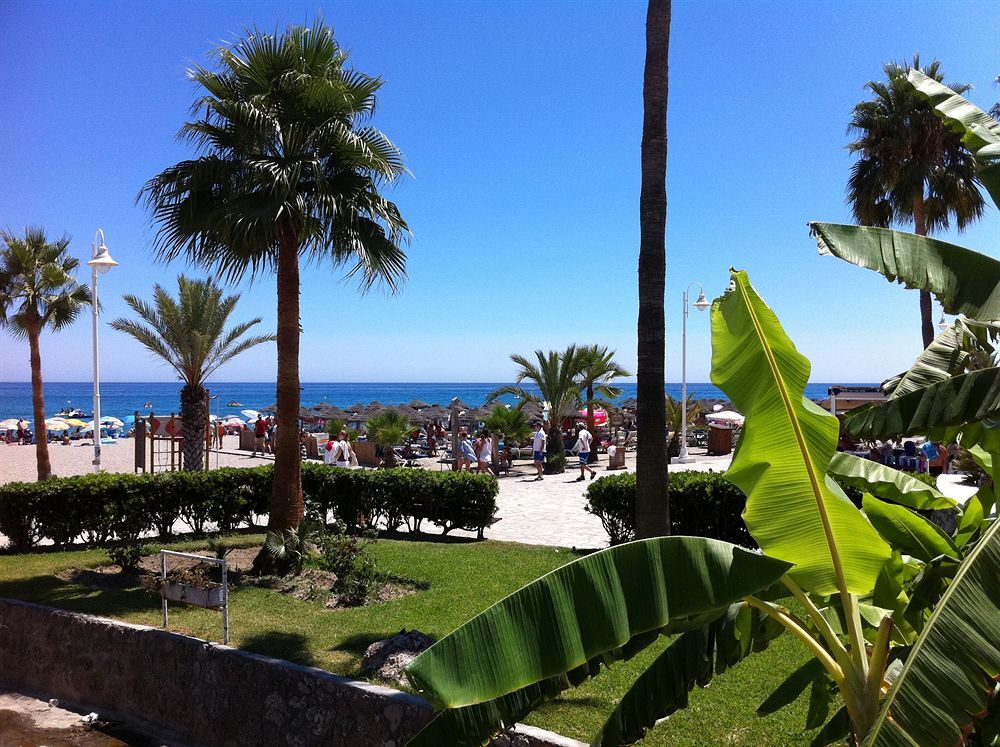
[0,381,864,421]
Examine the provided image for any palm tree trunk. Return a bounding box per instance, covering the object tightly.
[27,320,52,481]
[913,192,934,348]
[635,0,671,539]
[546,408,566,474]
[253,221,304,574]
[180,383,208,471]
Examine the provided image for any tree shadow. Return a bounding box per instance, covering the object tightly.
[0,575,157,618]
[331,631,393,658]
[241,631,317,668]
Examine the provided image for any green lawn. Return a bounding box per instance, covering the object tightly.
[0,536,835,744]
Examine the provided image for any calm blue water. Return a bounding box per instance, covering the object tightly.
[0,381,862,421]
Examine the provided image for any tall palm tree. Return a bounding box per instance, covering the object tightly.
[0,228,92,481]
[365,409,411,468]
[139,22,409,568]
[847,56,985,348]
[110,275,274,471]
[577,345,630,463]
[487,346,584,473]
[636,0,671,539]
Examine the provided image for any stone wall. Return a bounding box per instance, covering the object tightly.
[0,598,583,747]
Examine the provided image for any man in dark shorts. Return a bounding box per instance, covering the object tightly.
[574,421,597,482]
[531,420,547,480]
[253,415,267,456]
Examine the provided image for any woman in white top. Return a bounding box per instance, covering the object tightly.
[476,428,494,476]
[336,430,353,468]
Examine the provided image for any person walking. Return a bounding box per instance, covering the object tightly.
[574,421,597,481]
[458,429,476,471]
[476,428,494,476]
[253,415,267,456]
[531,420,547,481]
[265,416,276,455]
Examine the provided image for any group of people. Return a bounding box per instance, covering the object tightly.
[454,420,599,482]
[456,427,496,475]
[251,415,276,456]
[323,429,357,467]
[870,439,956,477]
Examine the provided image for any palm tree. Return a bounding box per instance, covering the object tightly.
[636,0,671,539]
[139,22,409,569]
[847,56,985,348]
[110,276,274,470]
[487,346,584,473]
[365,409,411,467]
[0,228,92,480]
[483,404,532,446]
[576,345,630,463]
[665,393,700,457]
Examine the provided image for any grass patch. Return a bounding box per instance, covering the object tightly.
[0,536,838,744]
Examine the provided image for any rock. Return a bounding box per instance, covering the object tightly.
[360,630,436,688]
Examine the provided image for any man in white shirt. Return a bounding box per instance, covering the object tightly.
[574,421,597,482]
[531,421,547,481]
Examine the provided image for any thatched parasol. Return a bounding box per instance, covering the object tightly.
[409,399,430,410]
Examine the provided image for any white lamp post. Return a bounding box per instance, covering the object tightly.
[677,282,710,464]
[87,229,118,472]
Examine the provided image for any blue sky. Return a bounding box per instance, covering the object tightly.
[1,0,997,384]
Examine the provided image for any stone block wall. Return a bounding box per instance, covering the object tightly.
[0,598,583,747]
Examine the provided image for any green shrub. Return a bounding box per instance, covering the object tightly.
[585,471,754,547]
[0,465,499,554]
[315,522,381,606]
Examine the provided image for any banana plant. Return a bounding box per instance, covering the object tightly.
[403,271,999,746]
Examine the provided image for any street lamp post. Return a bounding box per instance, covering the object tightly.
[677,282,710,464]
[87,229,118,472]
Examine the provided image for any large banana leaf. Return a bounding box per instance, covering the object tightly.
[861,494,959,563]
[593,603,784,747]
[882,319,997,399]
[405,537,791,710]
[711,270,889,594]
[809,223,1000,321]
[827,452,953,510]
[845,366,1000,439]
[906,69,1000,209]
[863,517,1000,746]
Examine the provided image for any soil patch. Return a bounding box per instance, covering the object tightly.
[248,569,422,609]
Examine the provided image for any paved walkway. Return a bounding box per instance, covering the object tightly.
[478,449,733,549]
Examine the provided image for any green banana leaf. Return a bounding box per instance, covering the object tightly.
[845,366,1000,439]
[809,223,1000,321]
[882,319,997,400]
[405,537,791,711]
[711,270,889,594]
[827,452,954,510]
[861,494,959,562]
[593,603,784,747]
[906,69,1000,209]
[864,517,1000,746]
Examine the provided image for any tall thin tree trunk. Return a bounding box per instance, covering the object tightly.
[913,192,934,348]
[635,0,671,539]
[180,383,208,471]
[27,321,52,481]
[546,409,566,474]
[253,222,303,574]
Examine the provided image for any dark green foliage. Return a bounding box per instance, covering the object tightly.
[585,471,755,547]
[315,522,381,606]
[0,465,499,555]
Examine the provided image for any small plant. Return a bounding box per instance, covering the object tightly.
[316,522,382,606]
[265,522,316,576]
[107,540,147,572]
[206,536,234,560]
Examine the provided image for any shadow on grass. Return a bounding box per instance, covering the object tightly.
[378,529,480,545]
[0,575,156,618]
[331,631,394,658]
[241,631,318,668]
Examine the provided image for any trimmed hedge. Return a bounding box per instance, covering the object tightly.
[585,468,944,546]
[585,471,754,547]
[0,465,498,554]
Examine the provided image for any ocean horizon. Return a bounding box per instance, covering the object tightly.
[0,381,873,421]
